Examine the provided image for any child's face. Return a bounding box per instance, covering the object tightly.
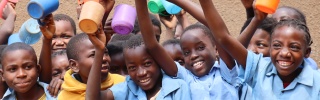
[71,39,110,83]
[248,29,271,57]
[124,45,161,91]
[52,21,75,52]
[180,29,216,77]
[1,50,39,93]
[109,53,128,76]
[270,26,310,76]
[163,44,185,66]
[272,8,299,22]
[52,55,69,80]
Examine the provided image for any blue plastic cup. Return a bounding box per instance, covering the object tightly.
[161,0,181,14]
[8,33,22,45]
[19,18,42,45]
[27,0,59,25]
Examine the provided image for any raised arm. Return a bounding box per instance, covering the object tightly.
[39,14,55,83]
[198,0,248,67]
[175,10,191,29]
[135,0,177,76]
[159,15,177,41]
[168,0,236,69]
[0,3,16,45]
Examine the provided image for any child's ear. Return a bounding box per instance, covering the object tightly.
[36,64,42,74]
[214,46,219,60]
[304,47,311,58]
[0,69,4,82]
[69,59,80,73]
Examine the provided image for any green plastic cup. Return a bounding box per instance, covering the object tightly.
[148,0,165,13]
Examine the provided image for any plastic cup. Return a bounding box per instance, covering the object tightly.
[19,18,42,45]
[148,0,165,14]
[111,4,136,35]
[79,1,105,34]
[161,0,181,14]
[8,33,22,45]
[27,0,59,19]
[255,0,280,14]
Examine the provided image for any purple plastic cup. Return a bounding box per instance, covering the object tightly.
[112,4,137,35]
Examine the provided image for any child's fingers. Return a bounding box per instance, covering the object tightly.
[53,79,63,97]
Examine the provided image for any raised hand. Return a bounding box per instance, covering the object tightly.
[88,25,106,50]
[2,3,15,20]
[160,14,178,30]
[103,18,115,35]
[39,14,55,40]
[47,78,63,98]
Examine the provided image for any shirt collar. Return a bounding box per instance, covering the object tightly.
[193,61,219,79]
[266,59,314,87]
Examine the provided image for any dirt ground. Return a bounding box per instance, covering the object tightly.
[7,0,320,66]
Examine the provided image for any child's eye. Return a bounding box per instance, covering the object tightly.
[257,43,266,48]
[89,54,95,58]
[128,66,136,71]
[183,51,190,56]
[290,45,300,51]
[52,71,61,77]
[144,62,152,67]
[272,43,281,49]
[25,65,33,70]
[8,68,16,72]
[197,46,205,51]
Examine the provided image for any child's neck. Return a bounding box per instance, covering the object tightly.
[15,83,44,100]
[278,67,302,83]
[146,75,163,100]
[0,81,8,98]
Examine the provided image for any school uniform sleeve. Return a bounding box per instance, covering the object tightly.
[237,50,264,86]
[175,62,192,81]
[109,82,128,100]
[219,58,238,84]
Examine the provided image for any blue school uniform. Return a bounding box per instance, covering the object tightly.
[238,51,320,100]
[110,73,191,100]
[176,59,238,100]
[305,57,318,70]
[2,82,56,100]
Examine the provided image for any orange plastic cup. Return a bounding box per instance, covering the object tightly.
[79,1,105,34]
[255,0,280,14]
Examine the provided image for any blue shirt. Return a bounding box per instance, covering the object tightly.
[305,57,318,70]
[238,51,320,100]
[176,59,238,100]
[2,82,56,100]
[110,73,191,100]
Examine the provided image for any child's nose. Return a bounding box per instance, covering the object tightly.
[190,51,199,60]
[279,48,291,57]
[137,67,147,77]
[16,69,27,78]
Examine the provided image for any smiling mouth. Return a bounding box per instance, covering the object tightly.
[139,78,151,83]
[277,60,293,67]
[15,82,30,87]
[192,61,204,69]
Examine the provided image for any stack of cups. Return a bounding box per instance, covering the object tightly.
[79,1,105,34]
[27,0,59,25]
[19,18,42,45]
[111,4,137,35]
[255,0,280,14]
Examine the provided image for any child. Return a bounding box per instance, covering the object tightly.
[0,45,8,98]
[107,41,128,76]
[0,3,16,45]
[56,32,125,100]
[132,13,162,42]
[51,14,77,52]
[199,0,320,99]
[247,18,277,57]
[0,43,55,100]
[162,39,184,66]
[272,6,318,69]
[85,1,191,99]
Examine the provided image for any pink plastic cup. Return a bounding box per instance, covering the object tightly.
[111,4,137,35]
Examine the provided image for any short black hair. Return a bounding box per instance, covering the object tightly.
[161,39,180,47]
[132,13,162,35]
[107,41,124,56]
[124,34,144,49]
[182,24,215,46]
[110,33,135,42]
[257,17,277,34]
[1,43,37,65]
[0,45,7,67]
[272,19,312,46]
[51,50,67,58]
[54,14,77,35]
[278,6,306,24]
[66,33,88,60]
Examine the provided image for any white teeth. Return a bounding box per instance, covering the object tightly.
[279,61,292,66]
[140,78,150,83]
[193,61,203,68]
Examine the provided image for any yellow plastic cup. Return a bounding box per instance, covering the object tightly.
[255,0,280,14]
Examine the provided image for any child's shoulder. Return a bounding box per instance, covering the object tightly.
[108,73,125,84]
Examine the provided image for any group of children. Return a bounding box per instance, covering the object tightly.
[0,0,319,100]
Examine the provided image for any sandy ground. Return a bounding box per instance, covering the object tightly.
[4,0,320,66]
